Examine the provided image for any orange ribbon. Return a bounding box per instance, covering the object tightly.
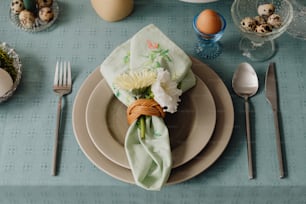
[127,99,165,125]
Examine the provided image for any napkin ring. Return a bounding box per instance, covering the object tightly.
[127,99,165,125]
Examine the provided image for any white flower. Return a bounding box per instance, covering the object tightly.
[151,69,182,113]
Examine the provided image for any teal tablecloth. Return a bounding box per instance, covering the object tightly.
[1,0,306,203]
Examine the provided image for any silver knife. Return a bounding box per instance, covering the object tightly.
[265,62,285,178]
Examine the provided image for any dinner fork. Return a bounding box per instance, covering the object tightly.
[52,61,72,176]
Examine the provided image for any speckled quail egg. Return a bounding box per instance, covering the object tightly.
[19,10,35,29]
[254,16,266,25]
[255,23,273,33]
[37,0,53,8]
[240,17,257,31]
[267,14,282,28]
[257,4,275,17]
[39,7,54,22]
[10,0,24,15]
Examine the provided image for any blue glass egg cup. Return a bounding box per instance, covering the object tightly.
[193,13,226,59]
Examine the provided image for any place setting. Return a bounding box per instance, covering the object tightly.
[71,0,293,190]
[1,0,294,191]
[73,0,292,190]
[72,23,234,190]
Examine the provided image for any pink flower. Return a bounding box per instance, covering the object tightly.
[147,40,159,49]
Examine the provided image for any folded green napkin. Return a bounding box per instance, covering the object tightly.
[100,24,196,190]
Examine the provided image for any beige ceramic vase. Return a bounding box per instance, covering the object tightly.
[91,0,134,22]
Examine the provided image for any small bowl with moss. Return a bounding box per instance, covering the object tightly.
[0,42,22,103]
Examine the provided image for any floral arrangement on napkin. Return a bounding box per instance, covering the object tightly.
[100,24,196,190]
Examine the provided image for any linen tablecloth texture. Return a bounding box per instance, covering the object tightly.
[100,24,196,190]
[1,0,306,203]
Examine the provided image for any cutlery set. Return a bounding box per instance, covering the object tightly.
[52,60,285,179]
[233,62,285,179]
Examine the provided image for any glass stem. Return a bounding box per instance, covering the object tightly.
[251,41,264,47]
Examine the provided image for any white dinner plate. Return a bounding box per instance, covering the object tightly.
[72,57,234,185]
[86,75,216,169]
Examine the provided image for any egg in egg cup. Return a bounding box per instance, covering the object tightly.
[193,10,226,59]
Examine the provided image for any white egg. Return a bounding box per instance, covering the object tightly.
[0,68,14,97]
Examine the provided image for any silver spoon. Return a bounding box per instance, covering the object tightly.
[232,62,259,179]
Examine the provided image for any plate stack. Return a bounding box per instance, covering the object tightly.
[72,57,234,185]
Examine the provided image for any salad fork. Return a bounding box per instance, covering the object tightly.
[52,61,72,176]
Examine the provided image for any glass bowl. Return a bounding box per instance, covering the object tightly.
[9,0,59,33]
[0,42,22,103]
[231,0,293,61]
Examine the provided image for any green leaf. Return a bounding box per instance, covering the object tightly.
[165,55,172,62]
[155,61,161,68]
[152,50,160,54]
[149,53,157,62]
[115,90,120,97]
[123,52,130,64]
[160,49,169,56]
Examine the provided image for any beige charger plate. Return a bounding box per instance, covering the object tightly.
[72,57,234,184]
[86,75,216,169]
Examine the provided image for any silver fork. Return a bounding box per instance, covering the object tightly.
[52,61,72,176]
